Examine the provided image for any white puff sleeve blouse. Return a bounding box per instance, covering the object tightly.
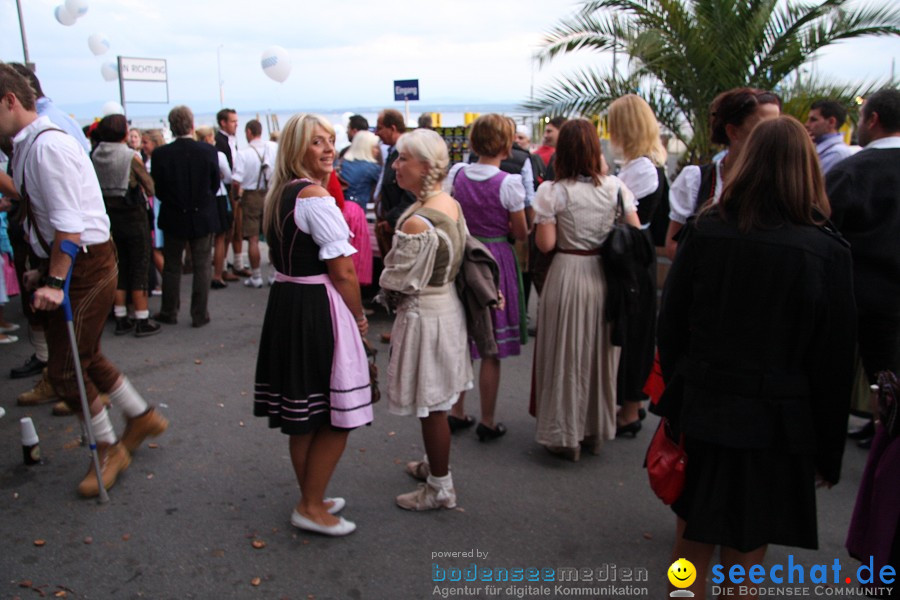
[293,195,357,261]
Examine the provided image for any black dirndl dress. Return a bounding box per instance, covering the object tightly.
[253,181,335,435]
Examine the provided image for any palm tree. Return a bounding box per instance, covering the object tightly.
[525,0,900,161]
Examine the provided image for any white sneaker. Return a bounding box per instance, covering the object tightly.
[244,276,263,288]
[396,482,457,511]
[267,272,276,286]
[404,460,431,481]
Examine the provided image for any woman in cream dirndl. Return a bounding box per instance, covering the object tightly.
[532,118,641,461]
[253,114,373,537]
[380,129,473,510]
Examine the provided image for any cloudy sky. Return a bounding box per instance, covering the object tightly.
[1,0,898,119]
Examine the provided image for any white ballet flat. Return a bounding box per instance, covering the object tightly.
[290,510,356,537]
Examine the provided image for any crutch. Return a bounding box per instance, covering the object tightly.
[59,240,109,504]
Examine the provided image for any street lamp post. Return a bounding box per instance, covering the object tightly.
[15,0,32,67]
[217,45,225,107]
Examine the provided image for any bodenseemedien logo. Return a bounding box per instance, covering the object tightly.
[668,558,697,597]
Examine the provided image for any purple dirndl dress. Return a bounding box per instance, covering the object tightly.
[453,169,526,359]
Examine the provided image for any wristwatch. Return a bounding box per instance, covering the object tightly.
[46,276,66,290]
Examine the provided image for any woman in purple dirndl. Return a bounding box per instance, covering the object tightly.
[253,114,373,537]
[445,114,528,441]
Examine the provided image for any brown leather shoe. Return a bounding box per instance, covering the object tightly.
[52,393,110,417]
[77,442,131,498]
[17,369,56,406]
[51,401,73,417]
[120,408,169,453]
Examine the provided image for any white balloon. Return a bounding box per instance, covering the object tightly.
[88,33,110,56]
[65,0,89,18]
[54,5,77,26]
[100,63,118,82]
[260,46,291,83]
[101,101,125,116]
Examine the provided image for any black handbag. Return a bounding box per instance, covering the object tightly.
[600,188,654,345]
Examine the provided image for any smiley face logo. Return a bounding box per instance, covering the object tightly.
[668,558,697,588]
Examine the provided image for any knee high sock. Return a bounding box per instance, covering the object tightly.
[91,408,117,445]
[33,328,48,363]
[109,377,149,418]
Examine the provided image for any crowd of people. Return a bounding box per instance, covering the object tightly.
[1,59,898,597]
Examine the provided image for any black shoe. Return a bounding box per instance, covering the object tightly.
[857,436,873,450]
[114,317,135,336]
[10,354,47,379]
[448,414,476,433]
[476,422,507,442]
[848,421,875,440]
[153,312,178,325]
[638,408,647,421]
[616,420,642,438]
[192,316,211,328]
[134,318,161,337]
[211,279,227,290]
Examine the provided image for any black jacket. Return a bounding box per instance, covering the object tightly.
[826,147,900,316]
[378,148,416,229]
[657,214,856,483]
[151,138,220,239]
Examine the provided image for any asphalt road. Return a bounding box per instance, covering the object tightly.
[0,266,875,600]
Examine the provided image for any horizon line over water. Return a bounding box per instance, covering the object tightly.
[73,103,534,130]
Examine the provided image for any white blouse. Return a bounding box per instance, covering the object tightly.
[444,163,526,212]
[533,175,636,225]
[293,195,357,261]
[617,157,659,202]
[668,156,725,225]
[378,229,441,294]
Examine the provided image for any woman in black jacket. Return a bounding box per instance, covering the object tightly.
[657,117,856,600]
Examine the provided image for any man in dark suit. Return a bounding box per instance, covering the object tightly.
[373,108,415,258]
[214,108,243,280]
[151,105,220,327]
[826,88,900,446]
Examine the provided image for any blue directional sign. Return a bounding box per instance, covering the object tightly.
[394,79,420,101]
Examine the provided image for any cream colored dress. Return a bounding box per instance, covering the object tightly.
[380,204,474,417]
[532,176,636,450]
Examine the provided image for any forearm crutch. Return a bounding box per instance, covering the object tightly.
[59,240,109,504]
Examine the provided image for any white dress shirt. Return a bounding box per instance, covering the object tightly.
[11,116,110,257]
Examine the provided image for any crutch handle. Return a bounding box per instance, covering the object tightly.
[58,240,80,322]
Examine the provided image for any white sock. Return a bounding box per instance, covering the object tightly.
[33,329,48,362]
[135,310,149,320]
[114,305,128,318]
[427,472,453,491]
[234,254,244,270]
[109,377,149,418]
[91,408,117,445]
[252,268,262,279]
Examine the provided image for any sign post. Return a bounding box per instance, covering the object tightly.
[117,56,169,119]
[393,79,419,127]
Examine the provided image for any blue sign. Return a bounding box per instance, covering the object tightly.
[394,79,419,101]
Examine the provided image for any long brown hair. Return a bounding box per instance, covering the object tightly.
[554,118,604,185]
[713,116,829,232]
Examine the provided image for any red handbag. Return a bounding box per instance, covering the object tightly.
[645,418,687,505]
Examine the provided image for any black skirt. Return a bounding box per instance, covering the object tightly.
[672,437,819,552]
[253,281,334,435]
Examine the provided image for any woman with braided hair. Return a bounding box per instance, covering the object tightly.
[380,128,473,511]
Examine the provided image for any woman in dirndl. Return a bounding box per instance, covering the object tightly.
[380,128,473,510]
[253,114,373,537]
